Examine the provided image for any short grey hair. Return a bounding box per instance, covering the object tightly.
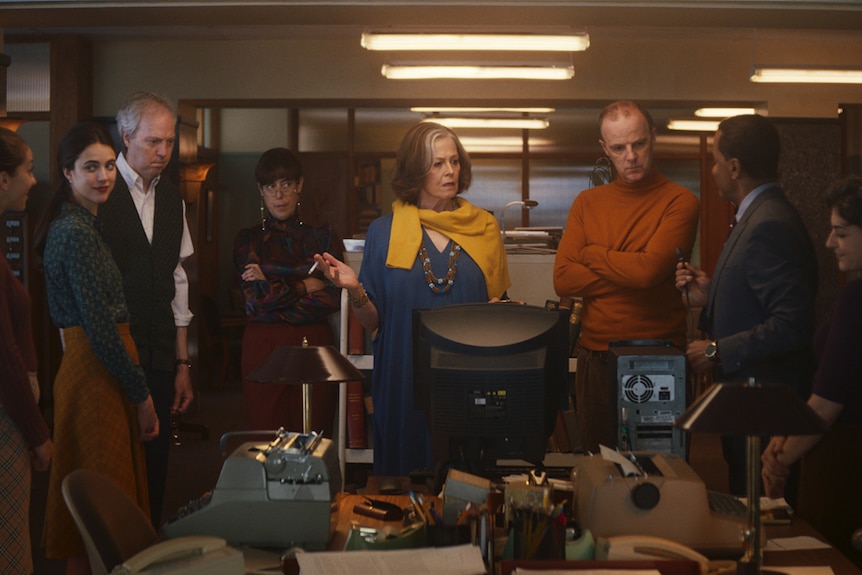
[116,91,176,142]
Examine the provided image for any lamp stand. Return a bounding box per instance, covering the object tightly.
[741,435,785,575]
[302,381,312,435]
[301,336,312,434]
[741,435,764,574]
[245,339,365,438]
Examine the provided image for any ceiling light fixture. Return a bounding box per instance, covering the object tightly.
[382,64,574,80]
[422,117,549,130]
[362,32,589,52]
[750,66,862,84]
[458,136,552,151]
[667,119,721,132]
[694,107,757,117]
[411,107,555,114]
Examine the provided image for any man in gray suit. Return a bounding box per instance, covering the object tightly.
[675,114,818,497]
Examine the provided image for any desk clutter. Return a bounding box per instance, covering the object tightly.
[157,431,843,575]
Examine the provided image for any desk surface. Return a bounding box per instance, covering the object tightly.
[283,494,861,575]
[765,518,861,575]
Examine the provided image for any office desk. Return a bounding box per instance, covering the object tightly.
[280,495,861,575]
[765,518,861,575]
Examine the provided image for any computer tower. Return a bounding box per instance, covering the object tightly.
[608,342,687,456]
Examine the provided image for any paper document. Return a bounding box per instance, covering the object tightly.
[765,536,831,551]
[513,570,661,575]
[760,567,834,575]
[295,543,486,575]
[737,496,793,511]
[599,444,640,477]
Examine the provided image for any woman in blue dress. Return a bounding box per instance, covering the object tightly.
[316,122,510,476]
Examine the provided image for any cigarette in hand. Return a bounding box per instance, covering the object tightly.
[308,260,320,276]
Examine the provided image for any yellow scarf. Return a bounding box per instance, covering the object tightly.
[386,198,510,299]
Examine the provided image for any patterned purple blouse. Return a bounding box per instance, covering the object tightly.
[233,214,343,325]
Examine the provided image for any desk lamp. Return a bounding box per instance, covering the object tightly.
[675,379,827,575]
[500,199,538,238]
[247,338,364,434]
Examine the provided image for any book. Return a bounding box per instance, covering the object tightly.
[346,379,367,449]
[347,306,365,355]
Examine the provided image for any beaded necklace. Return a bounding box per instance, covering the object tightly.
[418,241,462,293]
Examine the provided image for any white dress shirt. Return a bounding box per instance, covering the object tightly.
[116,152,194,327]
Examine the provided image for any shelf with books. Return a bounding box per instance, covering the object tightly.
[353,159,382,236]
[337,288,375,486]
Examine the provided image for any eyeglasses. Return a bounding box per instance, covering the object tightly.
[262,179,299,197]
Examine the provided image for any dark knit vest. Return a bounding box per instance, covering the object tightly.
[99,176,184,372]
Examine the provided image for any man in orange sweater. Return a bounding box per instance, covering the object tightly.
[554,100,700,453]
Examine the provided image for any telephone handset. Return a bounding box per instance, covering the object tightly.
[111,535,229,574]
[595,534,710,575]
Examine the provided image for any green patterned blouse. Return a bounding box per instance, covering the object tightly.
[43,202,149,403]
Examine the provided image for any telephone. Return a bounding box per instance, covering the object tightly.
[110,535,244,575]
[595,535,710,575]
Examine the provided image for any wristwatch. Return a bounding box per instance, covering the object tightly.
[704,341,719,361]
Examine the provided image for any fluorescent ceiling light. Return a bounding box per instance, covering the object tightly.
[411,107,555,114]
[667,119,721,132]
[694,107,757,117]
[655,134,702,147]
[362,32,589,52]
[423,117,549,130]
[382,64,574,80]
[750,67,862,84]
[459,136,552,151]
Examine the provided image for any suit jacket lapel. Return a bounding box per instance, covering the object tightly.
[706,185,783,328]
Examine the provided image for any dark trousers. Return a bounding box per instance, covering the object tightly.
[574,348,615,454]
[144,369,174,527]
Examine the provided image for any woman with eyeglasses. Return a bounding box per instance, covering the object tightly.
[233,147,344,433]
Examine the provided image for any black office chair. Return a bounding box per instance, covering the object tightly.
[61,469,239,575]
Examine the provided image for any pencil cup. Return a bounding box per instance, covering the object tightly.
[510,519,566,560]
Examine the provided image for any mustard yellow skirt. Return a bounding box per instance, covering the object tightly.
[42,324,150,559]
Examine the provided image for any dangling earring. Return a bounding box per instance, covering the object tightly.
[260,195,267,231]
[295,193,303,226]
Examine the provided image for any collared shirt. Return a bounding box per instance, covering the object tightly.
[116,152,194,326]
[43,203,150,402]
[735,182,776,221]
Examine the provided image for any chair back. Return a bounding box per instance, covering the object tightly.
[61,469,159,575]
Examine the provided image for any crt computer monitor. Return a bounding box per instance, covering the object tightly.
[413,302,569,476]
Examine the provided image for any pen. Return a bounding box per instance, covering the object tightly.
[307,260,319,276]
[408,490,428,525]
[456,501,474,525]
[428,503,443,526]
